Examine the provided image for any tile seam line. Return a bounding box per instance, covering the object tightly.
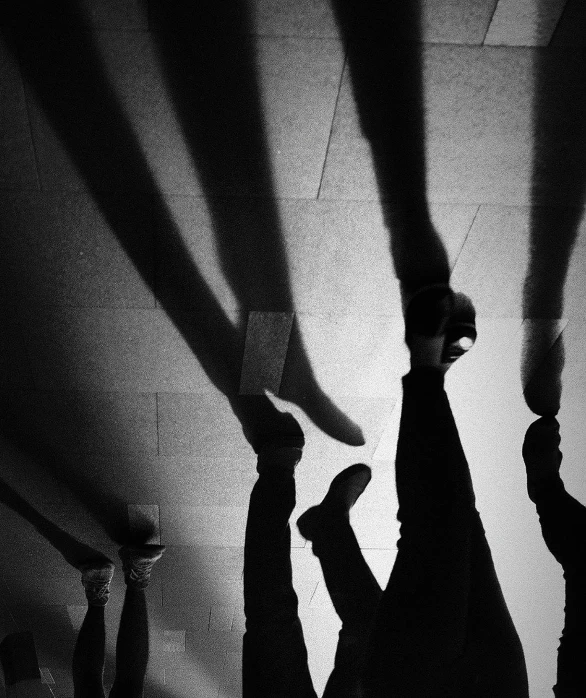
[155,391,161,456]
[548,0,570,46]
[316,50,348,200]
[93,23,552,46]
[18,57,43,193]
[450,203,481,275]
[481,0,501,46]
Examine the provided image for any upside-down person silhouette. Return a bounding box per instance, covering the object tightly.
[0,546,165,698]
[523,417,586,697]
[0,474,165,698]
[70,544,165,698]
[242,286,530,697]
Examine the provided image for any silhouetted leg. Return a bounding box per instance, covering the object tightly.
[108,588,149,698]
[362,368,528,697]
[72,606,106,698]
[312,513,383,698]
[297,464,382,697]
[243,448,317,698]
[530,479,586,697]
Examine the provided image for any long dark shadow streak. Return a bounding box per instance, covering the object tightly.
[0,476,107,569]
[330,0,451,300]
[522,2,586,415]
[0,0,364,532]
[148,0,363,445]
[0,1,291,693]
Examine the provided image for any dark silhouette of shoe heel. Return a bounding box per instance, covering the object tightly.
[441,292,477,365]
[297,506,321,542]
[404,284,454,342]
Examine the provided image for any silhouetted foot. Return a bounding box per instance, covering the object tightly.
[523,416,563,501]
[257,444,304,477]
[297,463,372,541]
[79,558,115,606]
[286,388,366,447]
[279,320,365,446]
[441,292,477,371]
[119,544,166,590]
[404,284,453,368]
[234,395,306,453]
[256,415,305,476]
[522,322,564,416]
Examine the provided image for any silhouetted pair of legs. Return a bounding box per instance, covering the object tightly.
[72,545,164,698]
[524,417,586,698]
[72,588,148,698]
[243,368,529,697]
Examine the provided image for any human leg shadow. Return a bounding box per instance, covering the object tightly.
[0,474,108,569]
[1,4,249,689]
[148,0,364,446]
[522,10,586,416]
[297,464,382,698]
[330,0,451,299]
[1,0,360,482]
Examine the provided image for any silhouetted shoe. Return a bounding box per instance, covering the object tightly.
[255,411,305,453]
[79,559,115,606]
[404,284,454,368]
[257,442,305,476]
[119,544,166,590]
[236,397,307,454]
[255,412,305,476]
[404,284,454,343]
[297,463,372,542]
[441,291,477,367]
[523,416,563,500]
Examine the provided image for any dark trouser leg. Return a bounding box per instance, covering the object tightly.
[311,514,382,698]
[531,480,586,697]
[109,588,148,698]
[243,469,317,698]
[362,368,528,697]
[530,477,586,571]
[72,606,106,698]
